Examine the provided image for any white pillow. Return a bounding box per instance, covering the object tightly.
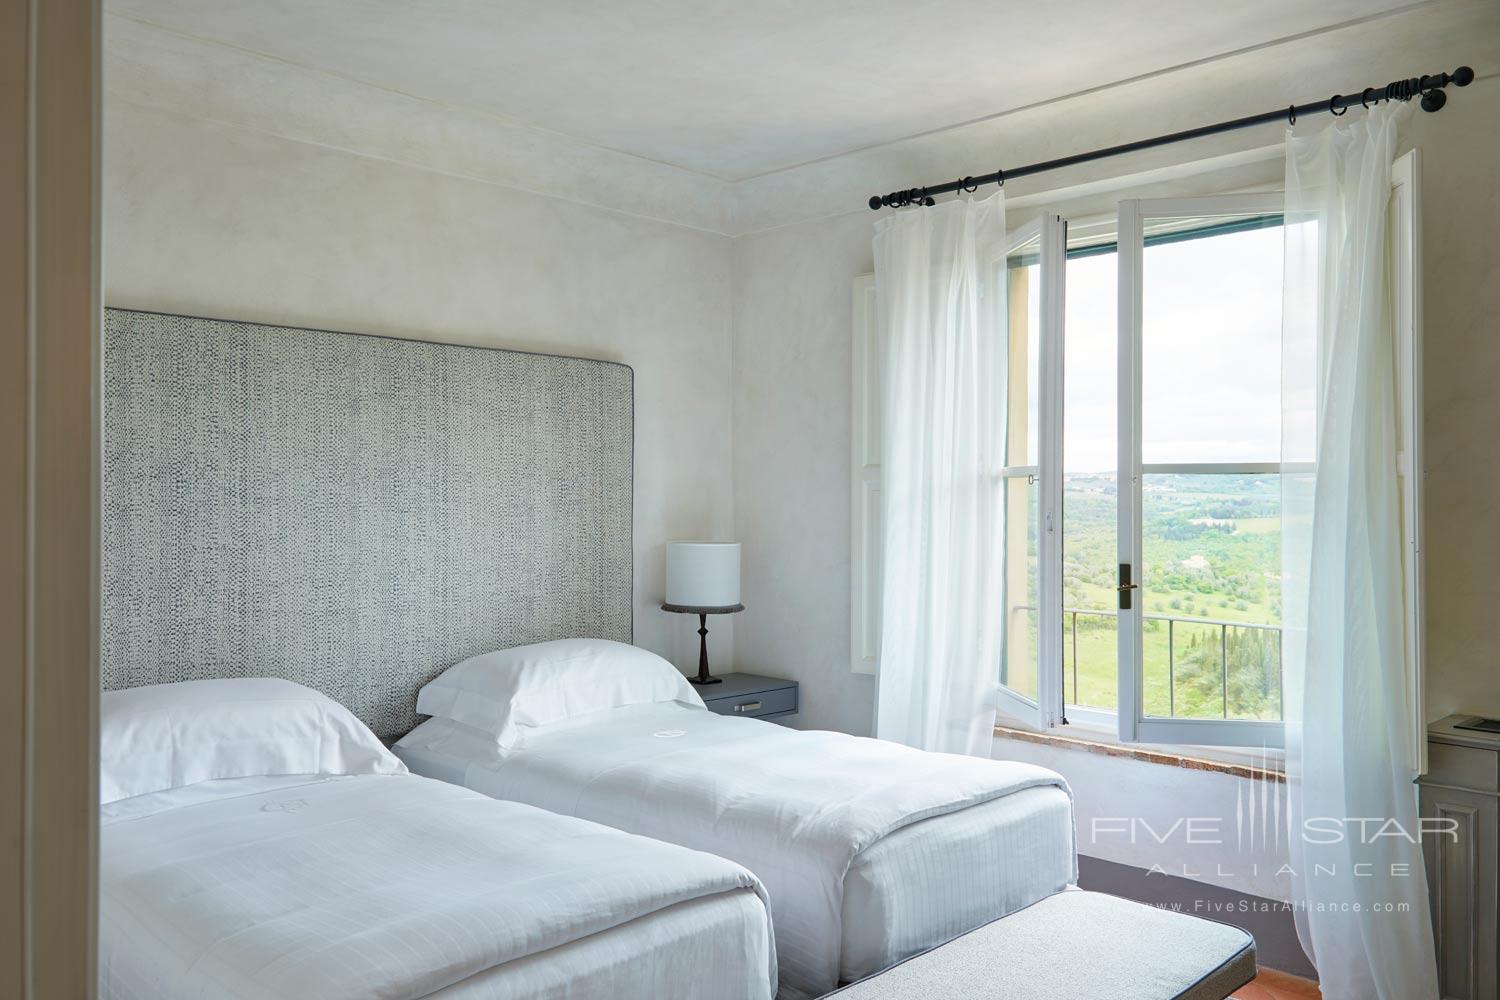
[415,638,705,748]
[100,677,407,804]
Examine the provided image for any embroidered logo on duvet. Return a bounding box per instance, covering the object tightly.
[653,730,686,739]
[260,798,309,813]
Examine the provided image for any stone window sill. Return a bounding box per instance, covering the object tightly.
[994,724,1285,783]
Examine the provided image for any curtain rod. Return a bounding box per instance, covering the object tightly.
[868,66,1474,210]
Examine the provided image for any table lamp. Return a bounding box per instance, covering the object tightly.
[662,542,743,686]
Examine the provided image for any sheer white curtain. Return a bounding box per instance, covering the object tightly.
[871,194,1007,755]
[1281,104,1438,1000]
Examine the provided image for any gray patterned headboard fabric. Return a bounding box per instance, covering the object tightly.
[102,309,633,738]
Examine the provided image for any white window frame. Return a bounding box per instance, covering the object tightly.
[1116,193,1287,748]
[994,214,1067,731]
[1057,212,1130,736]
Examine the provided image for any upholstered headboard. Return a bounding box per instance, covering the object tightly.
[101,309,633,738]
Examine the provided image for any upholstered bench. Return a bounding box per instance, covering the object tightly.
[826,889,1257,1000]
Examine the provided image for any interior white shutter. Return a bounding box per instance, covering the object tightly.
[850,274,880,675]
[1391,149,1426,776]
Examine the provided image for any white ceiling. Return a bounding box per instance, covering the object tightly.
[107,0,1424,181]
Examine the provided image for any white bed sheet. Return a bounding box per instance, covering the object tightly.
[101,772,775,1000]
[395,703,1076,998]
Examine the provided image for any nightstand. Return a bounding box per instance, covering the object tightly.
[699,673,798,722]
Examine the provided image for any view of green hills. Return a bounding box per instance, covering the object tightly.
[1037,472,1283,720]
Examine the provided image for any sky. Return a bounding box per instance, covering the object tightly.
[1028,224,1285,474]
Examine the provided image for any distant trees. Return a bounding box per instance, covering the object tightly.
[1158,624,1280,720]
[1058,474,1284,719]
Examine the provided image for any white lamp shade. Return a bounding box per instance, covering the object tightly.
[665,543,741,608]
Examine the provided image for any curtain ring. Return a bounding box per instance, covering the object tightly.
[995,168,1005,188]
[1329,95,1347,116]
[1287,104,1296,126]
[961,176,978,194]
[1361,87,1376,109]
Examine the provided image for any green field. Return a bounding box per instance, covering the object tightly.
[1016,473,1283,721]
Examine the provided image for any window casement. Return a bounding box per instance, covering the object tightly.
[993,214,1067,731]
[1115,193,1288,748]
[851,152,1422,763]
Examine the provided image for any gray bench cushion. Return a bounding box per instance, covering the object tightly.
[827,889,1256,1000]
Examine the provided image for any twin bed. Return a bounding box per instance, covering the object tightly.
[100,680,777,999]
[391,640,1077,997]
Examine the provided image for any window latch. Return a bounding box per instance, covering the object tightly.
[1117,563,1138,610]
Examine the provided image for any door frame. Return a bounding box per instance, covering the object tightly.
[3,0,103,995]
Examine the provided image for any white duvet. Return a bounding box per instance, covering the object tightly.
[406,703,1076,998]
[101,772,776,1000]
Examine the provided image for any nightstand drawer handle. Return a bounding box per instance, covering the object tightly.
[733,700,763,713]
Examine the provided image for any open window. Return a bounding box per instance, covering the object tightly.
[852,162,1422,757]
[995,214,1067,730]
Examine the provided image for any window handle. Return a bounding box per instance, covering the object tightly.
[1117,564,1138,610]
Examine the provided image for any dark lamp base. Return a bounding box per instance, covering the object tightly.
[660,603,744,689]
[689,675,723,686]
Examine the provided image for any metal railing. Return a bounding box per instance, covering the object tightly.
[1014,605,1283,720]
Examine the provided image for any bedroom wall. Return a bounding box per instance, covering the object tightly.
[1398,81,1500,723]
[730,213,879,734]
[103,101,739,676]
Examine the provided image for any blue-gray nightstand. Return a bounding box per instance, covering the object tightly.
[699,673,798,722]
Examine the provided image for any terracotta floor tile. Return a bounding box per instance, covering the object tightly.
[1233,967,1321,1000]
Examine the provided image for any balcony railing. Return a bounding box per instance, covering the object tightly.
[1014,605,1283,721]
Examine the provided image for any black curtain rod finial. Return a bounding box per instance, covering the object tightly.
[1417,66,1473,112]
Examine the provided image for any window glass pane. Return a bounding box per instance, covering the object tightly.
[1139,473,1283,721]
[999,473,1039,701]
[1006,236,1041,467]
[1062,248,1118,712]
[1141,219,1282,465]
